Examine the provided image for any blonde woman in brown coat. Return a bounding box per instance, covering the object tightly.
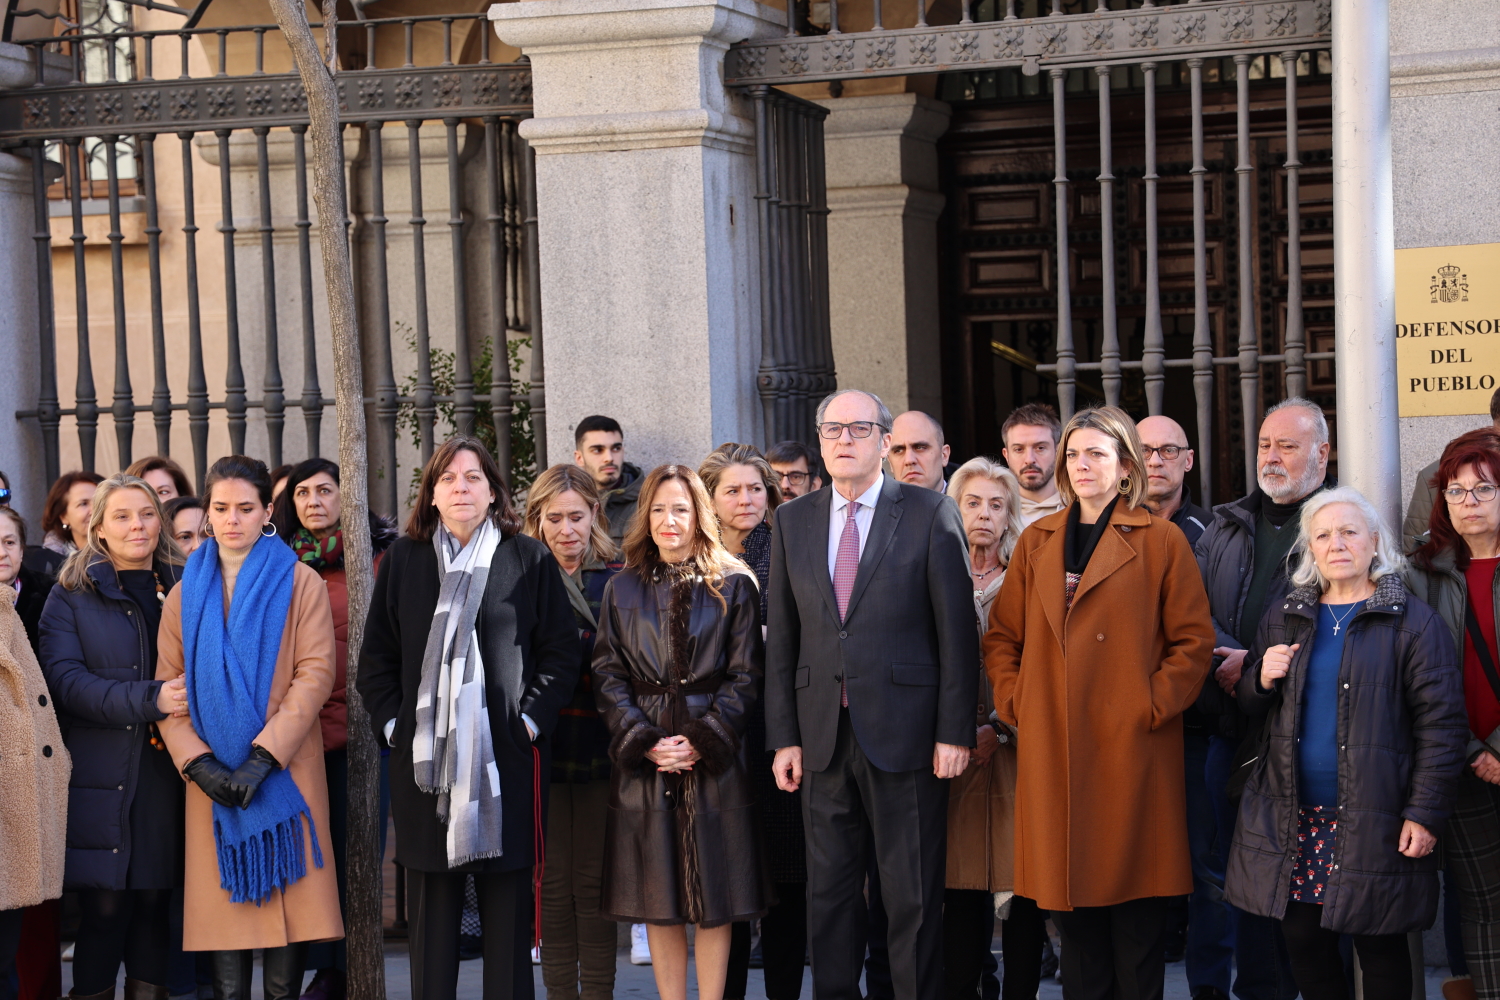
[984,406,1215,1000]
[157,456,343,1000]
[0,586,70,989]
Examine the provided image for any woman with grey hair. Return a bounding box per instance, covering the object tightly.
[942,458,1044,1000]
[1225,485,1468,1000]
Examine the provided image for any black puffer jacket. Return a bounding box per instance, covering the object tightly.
[592,564,768,927]
[1224,574,1467,935]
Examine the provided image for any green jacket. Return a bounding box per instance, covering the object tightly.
[601,462,643,547]
[1406,543,1500,761]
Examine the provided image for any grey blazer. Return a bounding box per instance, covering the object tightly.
[764,475,978,773]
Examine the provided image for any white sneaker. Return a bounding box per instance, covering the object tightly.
[531,942,541,965]
[630,923,652,966]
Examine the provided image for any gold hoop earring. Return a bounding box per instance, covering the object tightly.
[1118,477,1132,495]
[204,524,214,537]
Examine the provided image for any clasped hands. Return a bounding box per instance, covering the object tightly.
[646,735,701,773]
[772,741,969,793]
[183,745,281,809]
[156,676,189,718]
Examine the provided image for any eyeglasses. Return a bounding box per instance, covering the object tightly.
[1142,445,1188,460]
[778,471,809,486]
[818,421,886,440]
[1443,484,1499,504]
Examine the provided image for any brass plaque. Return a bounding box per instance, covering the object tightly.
[1396,242,1500,416]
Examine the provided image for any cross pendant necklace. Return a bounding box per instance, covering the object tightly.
[1328,603,1359,635]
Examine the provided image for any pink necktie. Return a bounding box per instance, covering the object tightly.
[834,501,861,707]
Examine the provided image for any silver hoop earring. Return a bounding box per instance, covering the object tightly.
[261,523,277,537]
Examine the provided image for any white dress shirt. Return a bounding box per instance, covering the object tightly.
[828,473,885,580]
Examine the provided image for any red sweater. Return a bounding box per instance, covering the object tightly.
[1464,557,1500,741]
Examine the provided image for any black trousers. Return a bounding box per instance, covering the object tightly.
[0,908,24,1000]
[944,892,1048,1000]
[1050,896,1170,1000]
[72,888,172,994]
[408,867,532,1000]
[1279,901,1412,1000]
[725,882,809,1000]
[803,709,947,1000]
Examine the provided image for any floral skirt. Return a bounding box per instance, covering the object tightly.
[1290,804,1339,903]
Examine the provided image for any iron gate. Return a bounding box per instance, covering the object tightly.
[0,2,542,511]
[729,0,1333,503]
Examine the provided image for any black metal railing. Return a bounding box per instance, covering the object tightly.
[1,10,542,512]
[750,86,836,454]
[731,0,1333,503]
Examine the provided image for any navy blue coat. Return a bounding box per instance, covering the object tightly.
[39,558,182,889]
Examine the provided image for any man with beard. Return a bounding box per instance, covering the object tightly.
[1001,403,1066,528]
[572,414,643,547]
[1194,396,1331,1000]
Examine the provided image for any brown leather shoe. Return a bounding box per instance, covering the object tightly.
[1443,976,1478,1000]
[123,980,167,1000]
[66,987,115,1000]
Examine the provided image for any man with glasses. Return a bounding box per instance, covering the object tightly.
[766,440,824,500]
[1137,415,1211,548]
[1136,417,1227,1000]
[1405,385,1500,552]
[766,388,976,1000]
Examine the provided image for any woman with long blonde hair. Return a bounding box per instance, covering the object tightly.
[523,464,622,1000]
[39,474,186,1000]
[593,464,768,1000]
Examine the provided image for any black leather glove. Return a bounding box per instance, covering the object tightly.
[183,754,240,809]
[226,745,281,809]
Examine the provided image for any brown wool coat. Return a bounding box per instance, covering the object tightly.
[156,562,345,951]
[984,503,1215,911]
[0,587,71,911]
[947,571,1016,893]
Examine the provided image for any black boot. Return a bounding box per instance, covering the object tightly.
[123,979,168,1000]
[260,944,307,1000]
[210,951,253,1000]
[67,988,116,1000]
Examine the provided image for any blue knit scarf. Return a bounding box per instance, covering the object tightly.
[181,535,323,905]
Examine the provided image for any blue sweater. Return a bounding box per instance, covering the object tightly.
[1297,602,1357,806]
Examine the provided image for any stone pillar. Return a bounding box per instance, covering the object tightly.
[1332,0,1399,525]
[814,93,951,417]
[0,42,47,523]
[1390,0,1500,503]
[490,0,779,470]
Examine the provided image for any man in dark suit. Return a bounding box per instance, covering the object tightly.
[766,388,978,1000]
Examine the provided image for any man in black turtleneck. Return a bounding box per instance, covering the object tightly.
[1194,397,1331,1000]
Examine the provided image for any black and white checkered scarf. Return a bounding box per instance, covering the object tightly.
[412,519,504,868]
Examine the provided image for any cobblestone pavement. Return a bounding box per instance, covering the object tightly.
[67,942,1454,1000]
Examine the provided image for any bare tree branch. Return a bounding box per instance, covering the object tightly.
[265,3,385,999]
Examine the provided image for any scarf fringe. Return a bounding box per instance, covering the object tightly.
[213,810,324,905]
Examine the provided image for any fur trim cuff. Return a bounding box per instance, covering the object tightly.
[613,721,668,770]
[681,716,737,777]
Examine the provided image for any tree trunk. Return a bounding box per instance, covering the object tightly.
[262,4,386,999]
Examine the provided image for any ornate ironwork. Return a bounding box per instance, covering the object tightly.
[726,0,1329,85]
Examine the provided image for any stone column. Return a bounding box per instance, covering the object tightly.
[814,93,950,417]
[490,0,779,470]
[1390,0,1500,503]
[0,42,47,523]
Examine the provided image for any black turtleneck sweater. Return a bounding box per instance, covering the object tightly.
[1236,490,1320,649]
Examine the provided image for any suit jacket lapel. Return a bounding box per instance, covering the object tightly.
[807,488,841,625]
[845,476,903,621]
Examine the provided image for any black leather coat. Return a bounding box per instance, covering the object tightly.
[591,564,768,927]
[1224,574,1467,935]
